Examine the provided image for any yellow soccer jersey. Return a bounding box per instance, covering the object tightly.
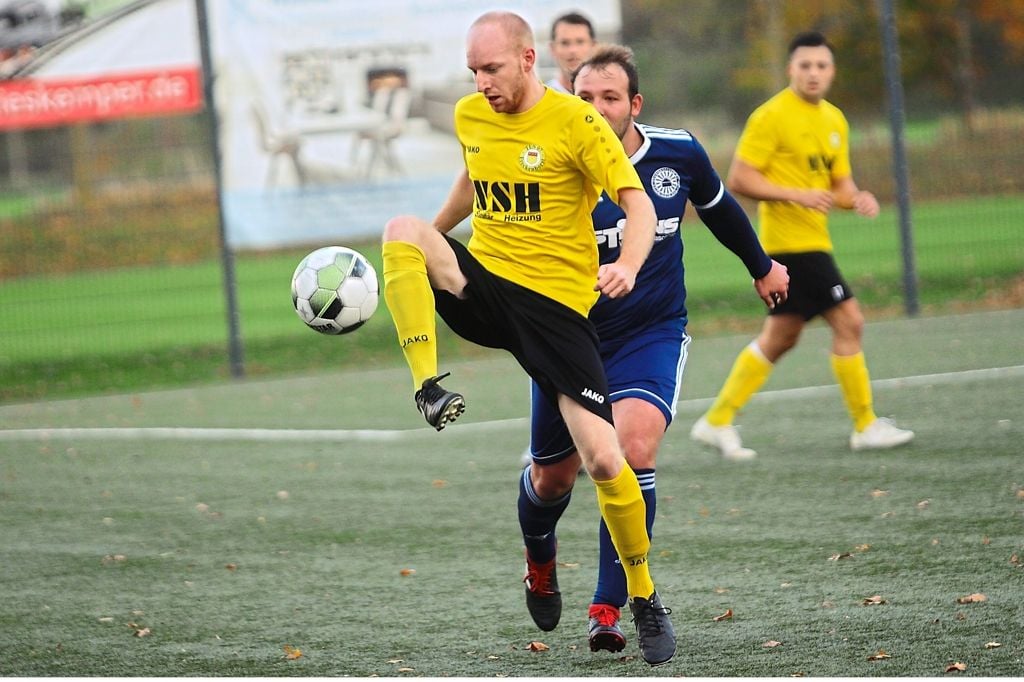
[454,87,644,317]
[735,87,852,254]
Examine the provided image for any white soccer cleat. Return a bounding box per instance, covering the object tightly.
[690,416,757,461]
[850,417,914,451]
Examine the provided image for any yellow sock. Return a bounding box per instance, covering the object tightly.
[832,351,876,432]
[593,466,654,599]
[705,343,773,426]
[382,241,438,389]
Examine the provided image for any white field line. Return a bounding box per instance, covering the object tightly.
[1,365,1021,443]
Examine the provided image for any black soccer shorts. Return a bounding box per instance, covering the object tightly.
[768,250,855,321]
[433,234,614,424]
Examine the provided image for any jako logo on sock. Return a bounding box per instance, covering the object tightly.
[401,334,430,348]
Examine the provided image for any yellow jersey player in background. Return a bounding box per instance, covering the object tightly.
[380,11,676,666]
[692,30,914,459]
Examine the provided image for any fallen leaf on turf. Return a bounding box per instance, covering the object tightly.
[713,586,729,594]
[984,642,1001,649]
[829,552,854,561]
[98,617,114,623]
[431,479,447,488]
[762,640,782,648]
[821,600,836,608]
[397,667,415,672]
[854,544,871,552]
[944,662,967,673]
[283,645,302,660]
[133,627,151,638]
[916,499,930,509]
[955,593,986,604]
[955,611,966,621]
[867,649,890,661]
[981,536,990,545]
[225,563,238,571]
[527,641,549,651]
[862,595,887,606]
[487,655,500,660]
[871,489,889,498]
[712,609,733,622]
[1010,553,1021,567]
[399,568,415,576]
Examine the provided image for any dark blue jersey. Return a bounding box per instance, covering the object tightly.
[591,124,721,340]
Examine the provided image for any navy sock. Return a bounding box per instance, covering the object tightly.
[593,468,655,607]
[517,465,571,564]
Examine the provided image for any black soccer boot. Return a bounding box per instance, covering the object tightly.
[628,591,676,666]
[414,372,465,431]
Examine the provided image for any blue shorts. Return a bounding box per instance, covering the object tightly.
[528,317,691,464]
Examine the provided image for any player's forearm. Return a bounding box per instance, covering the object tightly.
[432,169,474,233]
[697,191,772,279]
[830,176,861,209]
[726,158,802,204]
[615,188,656,272]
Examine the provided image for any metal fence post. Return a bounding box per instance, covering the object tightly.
[878,0,920,316]
[195,0,245,377]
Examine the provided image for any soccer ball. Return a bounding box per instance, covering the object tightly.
[291,246,379,335]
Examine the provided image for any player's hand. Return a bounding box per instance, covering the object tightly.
[596,262,638,298]
[796,189,834,213]
[754,259,789,310]
[852,190,880,218]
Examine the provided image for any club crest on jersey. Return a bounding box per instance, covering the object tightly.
[651,167,681,199]
[519,144,545,172]
[830,131,841,148]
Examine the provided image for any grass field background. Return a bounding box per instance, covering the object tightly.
[1,308,1021,676]
[1,194,1021,403]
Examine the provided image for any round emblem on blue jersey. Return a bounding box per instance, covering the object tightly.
[519,144,545,171]
[651,167,681,199]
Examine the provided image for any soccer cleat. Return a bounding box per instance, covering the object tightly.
[850,417,914,451]
[690,415,757,461]
[628,591,676,666]
[414,372,465,431]
[588,603,626,653]
[523,551,561,631]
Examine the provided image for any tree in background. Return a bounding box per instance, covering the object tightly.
[621,0,1024,129]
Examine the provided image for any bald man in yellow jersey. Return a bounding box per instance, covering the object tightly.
[691,31,913,460]
[380,11,675,666]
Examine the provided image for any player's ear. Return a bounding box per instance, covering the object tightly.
[632,93,644,117]
[522,46,536,72]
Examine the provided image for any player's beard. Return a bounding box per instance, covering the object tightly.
[608,114,632,142]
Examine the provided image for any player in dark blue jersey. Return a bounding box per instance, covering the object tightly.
[517,44,790,653]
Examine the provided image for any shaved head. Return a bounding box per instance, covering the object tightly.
[469,11,534,51]
[466,10,542,114]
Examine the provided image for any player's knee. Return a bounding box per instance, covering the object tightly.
[531,465,575,498]
[382,215,423,243]
[621,438,658,470]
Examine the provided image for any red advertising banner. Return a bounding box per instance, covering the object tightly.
[0,66,203,130]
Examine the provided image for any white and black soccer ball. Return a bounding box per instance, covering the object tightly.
[291,246,379,335]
